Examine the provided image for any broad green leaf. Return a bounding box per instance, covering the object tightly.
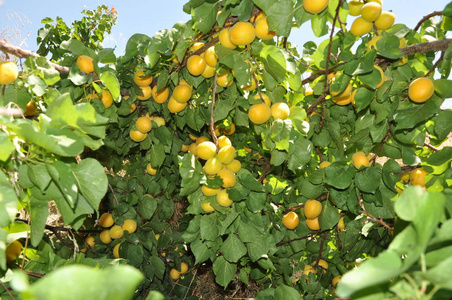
[193,2,219,33]
[29,196,49,246]
[1,118,84,157]
[200,214,219,241]
[288,137,313,171]
[325,163,355,189]
[413,192,445,249]
[27,164,51,192]
[47,162,78,208]
[394,98,440,130]
[426,255,452,289]
[100,69,121,101]
[336,251,403,298]
[239,170,265,192]
[246,191,267,213]
[123,34,151,62]
[434,79,452,98]
[220,234,247,263]
[22,265,143,300]
[46,93,108,139]
[0,131,15,161]
[213,256,237,288]
[319,200,340,230]
[120,243,144,267]
[355,167,381,193]
[395,185,426,222]
[376,35,404,59]
[71,158,108,210]
[422,147,452,175]
[311,12,328,37]
[274,284,301,300]
[0,170,17,227]
[433,110,452,141]
[265,0,298,37]
[191,239,213,264]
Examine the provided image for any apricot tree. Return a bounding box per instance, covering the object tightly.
[1,1,452,299]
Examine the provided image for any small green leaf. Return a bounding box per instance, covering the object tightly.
[213,256,237,288]
[100,69,121,101]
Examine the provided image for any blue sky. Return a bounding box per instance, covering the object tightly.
[1,0,451,55]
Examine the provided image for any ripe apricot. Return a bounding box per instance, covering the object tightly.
[0,61,18,85]
[255,17,276,40]
[77,55,95,73]
[304,200,322,219]
[25,101,38,116]
[408,77,434,103]
[137,86,152,101]
[282,211,299,229]
[180,262,189,274]
[217,168,236,188]
[187,55,206,76]
[201,202,215,213]
[303,0,329,14]
[133,70,153,87]
[306,217,320,230]
[100,90,113,108]
[173,84,192,103]
[271,102,290,120]
[201,185,221,196]
[122,219,137,234]
[352,151,370,169]
[130,130,148,142]
[99,212,114,228]
[197,141,217,160]
[361,2,382,22]
[204,157,223,175]
[146,163,157,175]
[110,225,124,239]
[113,243,121,258]
[375,11,395,30]
[319,161,332,169]
[350,17,373,37]
[337,217,345,230]
[152,86,170,104]
[226,160,241,173]
[170,268,181,280]
[136,117,152,133]
[217,189,233,207]
[218,135,232,149]
[219,28,237,49]
[229,21,256,46]
[5,240,23,261]
[348,0,364,16]
[249,103,271,124]
[204,46,218,67]
[100,230,112,244]
[217,71,233,87]
[85,236,95,248]
[410,168,428,186]
[168,97,187,113]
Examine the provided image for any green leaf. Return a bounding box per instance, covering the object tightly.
[22,265,143,300]
[265,0,297,37]
[1,118,84,157]
[213,256,237,288]
[150,143,166,168]
[193,2,219,33]
[394,99,440,130]
[422,147,452,175]
[355,167,381,193]
[376,35,404,59]
[27,164,51,192]
[29,196,49,246]
[220,234,247,263]
[100,69,121,101]
[120,243,144,267]
[123,34,151,62]
[0,132,14,161]
[0,170,17,227]
[138,195,157,219]
[274,284,301,300]
[239,170,265,192]
[319,200,340,230]
[325,163,355,189]
[246,191,267,213]
[426,255,452,289]
[200,214,219,241]
[336,251,403,298]
[311,12,328,37]
[191,239,213,264]
[270,119,292,151]
[394,186,426,222]
[434,79,452,98]
[413,192,445,249]
[433,110,452,140]
[47,161,78,208]
[46,93,108,139]
[288,137,313,172]
[71,158,108,210]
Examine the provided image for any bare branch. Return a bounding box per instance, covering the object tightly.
[414,11,444,32]
[401,39,452,56]
[0,39,70,74]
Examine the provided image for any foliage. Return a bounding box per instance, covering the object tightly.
[1,1,452,299]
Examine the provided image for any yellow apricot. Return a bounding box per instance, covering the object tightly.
[229,21,256,46]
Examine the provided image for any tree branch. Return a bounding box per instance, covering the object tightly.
[401,39,452,56]
[359,197,393,231]
[210,73,219,148]
[0,280,16,300]
[414,11,444,32]
[276,231,320,247]
[0,39,70,74]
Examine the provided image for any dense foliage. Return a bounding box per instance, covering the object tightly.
[1,1,452,299]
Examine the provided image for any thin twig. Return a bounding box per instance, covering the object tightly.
[359,197,393,231]
[371,123,392,166]
[276,231,320,247]
[210,73,219,148]
[426,51,445,77]
[414,11,444,32]
[0,280,16,299]
[108,182,120,206]
[424,142,439,152]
